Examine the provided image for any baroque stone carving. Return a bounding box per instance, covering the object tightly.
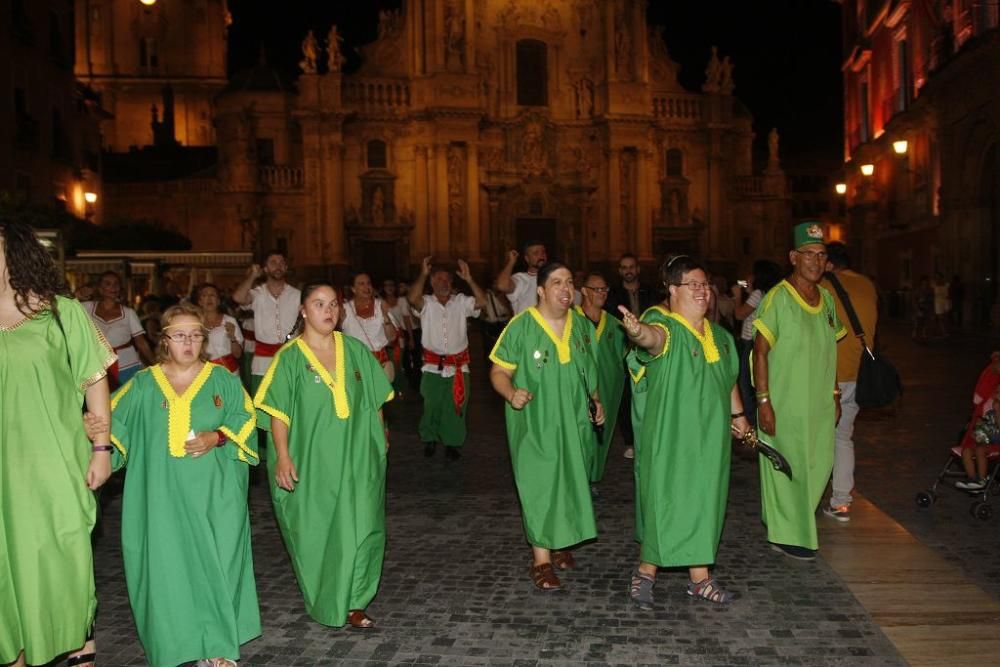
[521,121,547,175]
[444,1,466,68]
[574,78,595,118]
[614,1,632,80]
[370,186,385,226]
[327,24,345,72]
[299,30,318,74]
[703,46,721,92]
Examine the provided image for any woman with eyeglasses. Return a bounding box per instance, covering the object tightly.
[489,262,605,591]
[576,272,626,494]
[1,218,114,667]
[254,283,393,629]
[620,255,750,610]
[94,302,261,667]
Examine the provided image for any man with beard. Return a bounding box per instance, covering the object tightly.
[753,223,846,560]
[606,253,656,459]
[494,241,548,315]
[408,257,486,459]
[233,250,302,396]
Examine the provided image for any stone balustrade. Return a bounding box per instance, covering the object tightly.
[259,165,304,190]
[342,78,412,113]
[651,93,703,121]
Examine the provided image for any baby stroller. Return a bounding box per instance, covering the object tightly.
[915,428,1000,521]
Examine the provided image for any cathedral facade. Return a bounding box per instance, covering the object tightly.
[99,0,789,280]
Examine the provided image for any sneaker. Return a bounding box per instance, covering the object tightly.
[956,477,986,491]
[769,542,816,561]
[623,446,635,460]
[822,504,851,522]
[445,447,461,461]
[423,442,436,457]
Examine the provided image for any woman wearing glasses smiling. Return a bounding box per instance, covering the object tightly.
[90,302,261,667]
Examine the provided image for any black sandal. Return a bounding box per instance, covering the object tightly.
[67,628,96,667]
[629,570,656,610]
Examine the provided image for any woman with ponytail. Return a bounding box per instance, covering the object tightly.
[253,283,394,629]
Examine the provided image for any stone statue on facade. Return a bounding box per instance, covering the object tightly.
[614,6,632,79]
[327,24,345,72]
[541,1,561,29]
[370,186,385,226]
[445,2,466,68]
[447,145,463,196]
[719,56,734,94]
[575,78,594,118]
[768,128,780,168]
[521,122,546,174]
[299,30,318,74]
[703,46,721,92]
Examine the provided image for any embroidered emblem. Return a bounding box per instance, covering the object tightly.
[692,348,699,358]
[807,223,824,240]
[161,399,169,410]
[354,369,362,382]
[213,394,223,408]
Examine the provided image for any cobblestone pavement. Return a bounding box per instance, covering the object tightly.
[851,320,1000,600]
[89,336,920,666]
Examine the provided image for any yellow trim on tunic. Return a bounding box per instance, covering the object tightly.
[150,362,214,458]
[526,306,573,364]
[666,312,720,363]
[108,378,134,460]
[753,319,777,347]
[780,280,823,314]
[629,365,646,384]
[488,311,526,370]
[835,326,848,341]
[574,305,616,343]
[253,346,292,426]
[294,333,350,419]
[218,388,259,462]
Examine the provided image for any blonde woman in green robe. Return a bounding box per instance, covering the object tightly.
[99,302,260,667]
[489,262,604,592]
[621,256,750,609]
[254,283,393,629]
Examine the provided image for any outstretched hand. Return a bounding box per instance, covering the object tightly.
[619,306,641,337]
[506,249,519,264]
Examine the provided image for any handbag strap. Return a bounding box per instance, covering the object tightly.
[825,272,875,359]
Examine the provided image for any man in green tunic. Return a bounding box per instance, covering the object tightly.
[576,273,626,492]
[754,222,846,560]
[255,282,393,628]
[108,306,261,667]
[489,263,604,591]
[621,256,751,609]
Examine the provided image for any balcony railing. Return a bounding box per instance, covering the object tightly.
[342,78,412,113]
[259,165,304,190]
[651,94,703,122]
[732,174,786,199]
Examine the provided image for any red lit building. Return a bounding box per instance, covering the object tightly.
[840,0,1000,324]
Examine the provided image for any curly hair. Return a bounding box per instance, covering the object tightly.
[0,217,69,316]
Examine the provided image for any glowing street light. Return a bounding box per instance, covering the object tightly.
[835,183,847,195]
[140,0,157,6]
[892,140,909,155]
[860,163,875,176]
[84,191,98,204]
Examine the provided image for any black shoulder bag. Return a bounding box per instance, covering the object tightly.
[825,273,902,409]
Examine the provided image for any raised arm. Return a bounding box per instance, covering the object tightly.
[408,256,431,311]
[618,306,667,355]
[456,259,487,309]
[232,264,262,306]
[493,250,519,294]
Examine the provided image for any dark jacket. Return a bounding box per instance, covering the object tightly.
[606,285,658,319]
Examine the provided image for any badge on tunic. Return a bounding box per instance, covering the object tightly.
[692,348,699,358]
[213,394,223,408]
[161,399,168,410]
[355,369,362,382]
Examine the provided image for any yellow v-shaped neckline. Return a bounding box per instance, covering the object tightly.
[527,307,573,364]
[781,280,823,314]
[150,363,215,457]
[295,332,350,419]
[666,312,720,363]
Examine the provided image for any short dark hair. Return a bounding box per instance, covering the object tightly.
[660,255,706,288]
[260,249,287,264]
[522,239,546,256]
[825,242,850,269]
[619,253,638,264]
[536,261,570,288]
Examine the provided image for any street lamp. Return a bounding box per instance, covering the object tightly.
[140,0,157,6]
[84,191,98,204]
[860,163,875,176]
[835,183,847,195]
[892,140,909,155]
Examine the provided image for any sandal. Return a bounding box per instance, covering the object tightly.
[686,577,735,604]
[348,609,376,629]
[66,627,96,667]
[530,562,562,591]
[196,660,238,667]
[552,550,576,570]
[629,570,656,610]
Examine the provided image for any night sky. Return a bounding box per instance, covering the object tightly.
[227,0,843,162]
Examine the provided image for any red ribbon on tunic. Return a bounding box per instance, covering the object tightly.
[254,340,283,358]
[422,348,471,414]
[107,341,136,389]
[210,354,240,373]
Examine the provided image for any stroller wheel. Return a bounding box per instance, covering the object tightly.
[915,490,935,508]
[973,502,993,521]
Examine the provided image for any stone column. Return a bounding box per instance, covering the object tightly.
[466,143,481,261]
[464,0,475,74]
[636,149,653,259]
[414,145,430,255]
[607,148,622,258]
[328,142,347,265]
[435,143,450,255]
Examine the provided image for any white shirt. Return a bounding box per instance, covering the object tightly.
[739,289,764,341]
[342,299,391,352]
[387,298,412,333]
[508,272,537,314]
[250,283,301,375]
[416,294,479,376]
[205,314,244,365]
[481,290,512,323]
[83,301,144,370]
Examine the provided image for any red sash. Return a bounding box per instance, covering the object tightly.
[254,340,283,358]
[210,354,240,373]
[422,348,471,414]
[241,327,256,342]
[373,347,390,365]
[107,342,136,388]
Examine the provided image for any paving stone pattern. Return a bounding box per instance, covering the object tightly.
[91,335,905,666]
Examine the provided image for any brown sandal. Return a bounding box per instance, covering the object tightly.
[552,550,577,570]
[347,609,376,629]
[530,562,562,591]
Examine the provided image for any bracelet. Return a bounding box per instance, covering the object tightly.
[755,391,770,399]
[215,430,227,447]
[758,396,771,405]
[92,445,113,452]
[833,389,843,397]
[731,411,745,419]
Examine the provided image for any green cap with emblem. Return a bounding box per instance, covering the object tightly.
[793,221,825,250]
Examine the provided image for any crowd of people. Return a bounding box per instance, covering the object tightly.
[2,214,882,667]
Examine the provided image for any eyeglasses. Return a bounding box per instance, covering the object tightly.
[584,286,610,293]
[795,250,828,261]
[165,332,206,343]
[678,281,711,291]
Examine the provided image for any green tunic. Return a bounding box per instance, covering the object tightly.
[753,280,846,549]
[490,307,599,549]
[0,297,114,666]
[254,333,393,626]
[626,304,670,544]
[109,363,261,667]
[632,312,739,566]
[575,307,626,483]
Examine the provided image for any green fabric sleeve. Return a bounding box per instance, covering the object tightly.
[253,346,295,433]
[753,286,781,347]
[489,313,522,370]
[109,374,139,470]
[57,296,116,393]
[217,371,259,465]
